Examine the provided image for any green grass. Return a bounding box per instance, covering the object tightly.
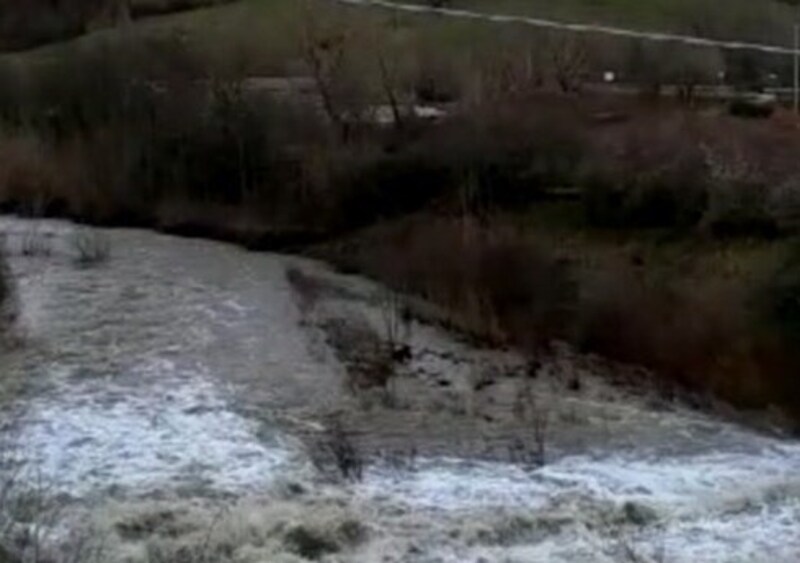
[4,0,796,75]
[2,0,305,71]
[411,0,796,40]
[0,0,522,93]
[510,201,789,289]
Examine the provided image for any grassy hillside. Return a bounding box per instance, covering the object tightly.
[0,0,236,52]
[5,0,798,69]
[1,1,295,68]
[432,0,795,33]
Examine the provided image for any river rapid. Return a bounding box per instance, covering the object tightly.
[0,217,798,563]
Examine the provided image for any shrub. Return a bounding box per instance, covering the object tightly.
[583,174,708,230]
[314,420,364,483]
[69,229,111,267]
[476,236,577,349]
[748,245,800,411]
[435,107,586,211]
[697,131,778,238]
[0,245,13,331]
[758,245,800,345]
[0,37,334,228]
[703,181,779,239]
[576,263,780,408]
[697,118,800,238]
[414,62,460,104]
[576,268,677,367]
[20,229,52,257]
[328,147,453,231]
[323,104,588,228]
[0,63,26,126]
[728,99,775,119]
[767,179,800,233]
[582,117,709,230]
[283,525,339,560]
[26,43,156,139]
[142,83,277,206]
[0,136,58,211]
[334,218,577,348]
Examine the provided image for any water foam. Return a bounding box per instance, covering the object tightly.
[10,359,294,495]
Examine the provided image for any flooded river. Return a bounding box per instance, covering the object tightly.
[0,217,798,562]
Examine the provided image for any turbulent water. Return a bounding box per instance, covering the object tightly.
[0,217,798,563]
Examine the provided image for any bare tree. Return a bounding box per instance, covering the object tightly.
[380,290,412,363]
[475,32,547,103]
[546,33,589,93]
[625,41,722,104]
[299,3,354,140]
[377,52,406,130]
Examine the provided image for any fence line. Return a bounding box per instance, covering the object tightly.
[334,0,798,56]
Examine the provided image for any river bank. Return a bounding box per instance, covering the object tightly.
[2,66,800,422]
[3,184,799,431]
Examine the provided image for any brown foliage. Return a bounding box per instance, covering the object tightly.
[329,214,800,419]
[334,217,577,350]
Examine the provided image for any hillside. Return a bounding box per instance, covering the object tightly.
[4,0,799,86]
[3,0,799,62]
[426,0,797,37]
[0,0,235,52]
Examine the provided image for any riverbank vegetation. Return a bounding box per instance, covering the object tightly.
[2,0,800,424]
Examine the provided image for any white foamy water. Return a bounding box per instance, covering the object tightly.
[365,444,800,513]
[359,447,800,562]
[0,217,798,562]
[10,360,295,495]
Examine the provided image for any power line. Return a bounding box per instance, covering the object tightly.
[334,0,798,56]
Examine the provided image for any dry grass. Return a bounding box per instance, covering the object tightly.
[0,441,107,563]
[322,216,578,349]
[319,211,800,422]
[102,497,370,563]
[576,265,778,405]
